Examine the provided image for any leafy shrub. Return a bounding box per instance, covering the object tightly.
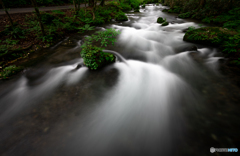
[1,26,26,39]
[167,6,181,13]
[51,10,65,15]
[92,17,105,25]
[120,3,132,11]
[223,20,240,30]
[223,34,240,53]
[0,65,23,79]
[178,12,192,19]
[80,28,121,70]
[78,24,95,33]
[115,12,128,21]
[40,12,58,25]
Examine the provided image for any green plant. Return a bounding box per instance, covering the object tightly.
[230,58,240,65]
[161,21,169,26]
[51,10,65,15]
[80,28,121,70]
[157,17,165,23]
[120,2,132,11]
[115,12,128,21]
[187,26,196,33]
[78,24,95,33]
[0,65,23,79]
[223,34,240,53]
[178,12,192,19]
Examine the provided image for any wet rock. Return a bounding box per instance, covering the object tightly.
[161,21,169,26]
[184,45,198,52]
[182,28,189,33]
[189,51,204,63]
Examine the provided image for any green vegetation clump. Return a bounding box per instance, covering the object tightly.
[120,3,132,11]
[161,21,169,26]
[115,12,128,21]
[0,65,23,79]
[80,28,121,70]
[157,17,165,23]
[178,12,191,19]
[184,27,240,54]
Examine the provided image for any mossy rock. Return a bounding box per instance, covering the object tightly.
[161,21,169,26]
[183,27,238,46]
[157,17,165,23]
[81,45,115,70]
[115,12,128,21]
[142,4,146,8]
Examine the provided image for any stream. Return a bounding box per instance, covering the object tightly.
[0,4,240,156]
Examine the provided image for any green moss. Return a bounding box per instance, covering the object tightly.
[178,12,192,19]
[80,28,120,70]
[115,12,128,21]
[161,21,169,26]
[157,17,165,23]
[183,27,238,47]
[81,45,115,70]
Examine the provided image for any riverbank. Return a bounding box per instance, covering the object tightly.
[0,1,132,79]
[157,0,240,88]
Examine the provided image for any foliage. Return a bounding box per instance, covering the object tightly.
[157,17,165,23]
[0,39,19,57]
[80,28,121,70]
[161,21,169,26]
[78,24,95,33]
[115,12,128,21]
[51,10,65,15]
[120,2,132,11]
[1,26,26,39]
[0,65,23,79]
[230,58,240,65]
[184,27,240,55]
[178,12,192,19]
[223,34,240,53]
[167,6,181,13]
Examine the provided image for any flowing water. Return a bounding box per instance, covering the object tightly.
[0,4,240,156]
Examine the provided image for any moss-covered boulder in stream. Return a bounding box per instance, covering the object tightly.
[183,27,238,46]
[162,21,169,26]
[157,17,165,23]
[115,12,128,21]
[81,45,115,70]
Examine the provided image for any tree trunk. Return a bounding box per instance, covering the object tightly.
[30,0,45,36]
[0,0,14,27]
[73,0,77,12]
[100,0,105,6]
